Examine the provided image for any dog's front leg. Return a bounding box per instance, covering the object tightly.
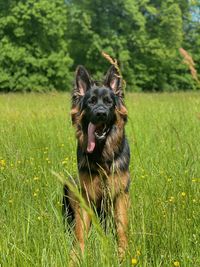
[74,207,91,254]
[114,192,130,259]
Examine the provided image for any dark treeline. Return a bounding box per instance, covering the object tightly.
[0,0,199,92]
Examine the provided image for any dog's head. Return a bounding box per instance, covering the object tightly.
[71,65,127,153]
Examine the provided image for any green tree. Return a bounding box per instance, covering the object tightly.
[66,0,196,91]
[185,0,200,72]
[0,0,199,92]
[0,0,73,91]
[66,0,151,88]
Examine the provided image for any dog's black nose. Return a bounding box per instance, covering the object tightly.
[96,111,107,120]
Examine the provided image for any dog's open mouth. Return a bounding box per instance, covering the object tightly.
[87,122,108,153]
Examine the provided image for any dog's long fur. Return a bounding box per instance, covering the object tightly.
[63,65,130,258]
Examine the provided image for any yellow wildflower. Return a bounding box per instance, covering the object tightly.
[131,258,137,265]
[0,159,6,166]
[169,196,175,203]
[136,250,141,256]
[181,192,186,197]
[173,261,180,267]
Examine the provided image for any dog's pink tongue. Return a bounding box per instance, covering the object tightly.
[87,122,96,153]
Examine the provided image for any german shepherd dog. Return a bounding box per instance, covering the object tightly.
[63,65,130,259]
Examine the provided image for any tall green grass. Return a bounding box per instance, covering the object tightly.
[0,92,199,267]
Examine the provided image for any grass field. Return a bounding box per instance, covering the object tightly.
[0,92,200,267]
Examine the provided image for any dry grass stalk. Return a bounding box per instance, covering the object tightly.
[101,51,126,91]
[179,47,199,83]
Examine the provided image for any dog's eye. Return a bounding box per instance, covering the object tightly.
[88,96,97,105]
[103,97,112,105]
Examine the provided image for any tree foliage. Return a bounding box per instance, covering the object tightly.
[0,0,73,91]
[0,0,199,92]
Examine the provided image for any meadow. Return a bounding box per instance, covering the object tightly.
[0,92,200,267]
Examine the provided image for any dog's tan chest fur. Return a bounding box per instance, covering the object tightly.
[80,171,129,204]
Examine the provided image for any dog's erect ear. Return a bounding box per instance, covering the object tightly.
[75,65,91,96]
[104,65,123,96]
